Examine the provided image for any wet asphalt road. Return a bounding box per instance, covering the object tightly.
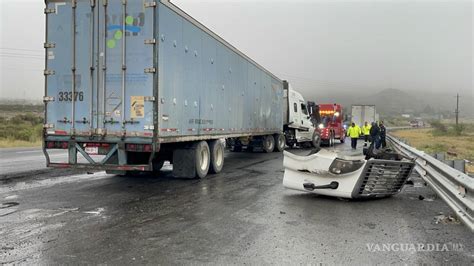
[0,142,472,264]
[0,147,66,175]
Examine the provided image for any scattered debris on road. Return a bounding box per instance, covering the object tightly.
[418,195,434,201]
[283,148,414,199]
[434,214,461,225]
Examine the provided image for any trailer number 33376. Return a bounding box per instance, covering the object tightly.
[58,91,84,102]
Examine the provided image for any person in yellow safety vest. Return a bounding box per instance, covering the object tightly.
[347,122,362,149]
[362,121,372,146]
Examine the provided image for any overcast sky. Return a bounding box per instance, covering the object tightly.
[0,0,472,102]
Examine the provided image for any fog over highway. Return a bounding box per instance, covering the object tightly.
[0,0,472,264]
[1,0,472,105]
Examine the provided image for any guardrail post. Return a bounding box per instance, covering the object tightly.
[387,134,473,231]
[432,152,466,174]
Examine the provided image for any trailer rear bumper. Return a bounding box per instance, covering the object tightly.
[48,163,151,171]
[43,136,156,172]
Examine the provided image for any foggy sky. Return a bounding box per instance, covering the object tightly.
[1,0,472,102]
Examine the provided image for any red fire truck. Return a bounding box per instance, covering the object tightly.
[308,103,346,146]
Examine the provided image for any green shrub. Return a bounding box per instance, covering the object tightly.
[452,124,465,136]
[430,120,447,136]
[16,128,33,141]
[423,143,447,154]
[0,113,43,142]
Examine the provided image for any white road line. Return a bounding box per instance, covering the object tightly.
[15,150,41,154]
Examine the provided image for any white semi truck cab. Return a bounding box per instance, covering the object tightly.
[283,81,320,148]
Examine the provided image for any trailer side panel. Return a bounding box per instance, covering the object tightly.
[157,2,284,141]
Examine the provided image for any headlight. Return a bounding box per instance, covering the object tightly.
[343,125,347,129]
[334,112,340,117]
[318,124,324,129]
[329,158,364,175]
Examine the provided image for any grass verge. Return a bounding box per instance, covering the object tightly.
[392,128,474,174]
[0,139,42,148]
[0,112,43,148]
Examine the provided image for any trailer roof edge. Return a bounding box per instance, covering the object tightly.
[161,0,283,83]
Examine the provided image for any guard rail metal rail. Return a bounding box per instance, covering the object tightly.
[387,134,473,231]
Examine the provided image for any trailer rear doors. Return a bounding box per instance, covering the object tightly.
[45,0,155,137]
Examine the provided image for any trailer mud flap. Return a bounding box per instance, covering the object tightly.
[172,148,196,178]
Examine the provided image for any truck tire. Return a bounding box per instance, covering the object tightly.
[263,135,275,153]
[284,129,296,149]
[329,132,335,147]
[340,135,345,143]
[274,134,285,152]
[194,141,210,178]
[209,140,225,174]
[311,132,321,148]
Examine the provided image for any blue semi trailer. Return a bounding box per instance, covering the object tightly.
[43,0,286,178]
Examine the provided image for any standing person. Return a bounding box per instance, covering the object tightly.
[347,122,361,150]
[369,122,381,152]
[379,121,386,148]
[362,121,371,146]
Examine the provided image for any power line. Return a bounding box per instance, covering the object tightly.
[0,47,43,53]
[0,54,44,60]
[0,52,43,57]
[0,67,43,71]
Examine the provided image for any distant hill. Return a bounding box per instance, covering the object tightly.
[304,88,473,118]
[359,88,418,115]
[0,98,42,105]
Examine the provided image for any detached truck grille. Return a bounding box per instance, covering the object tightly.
[353,160,414,198]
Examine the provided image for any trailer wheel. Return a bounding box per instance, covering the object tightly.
[209,140,225,174]
[194,141,210,178]
[263,135,275,153]
[274,134,285,152]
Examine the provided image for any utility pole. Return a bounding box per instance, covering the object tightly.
[455,94,460,126]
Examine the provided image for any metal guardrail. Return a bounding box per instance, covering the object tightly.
[387,134,473,231]
[387,126,429,131]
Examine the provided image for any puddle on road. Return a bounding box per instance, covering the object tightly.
[0,201,19,217]
[0,204,110,263]
[0,202,19,208]
[4,195,18,200]
[83,207,105,216]
[0,172,111,194]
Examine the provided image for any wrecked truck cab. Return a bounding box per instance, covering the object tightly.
[283,149,415,199]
